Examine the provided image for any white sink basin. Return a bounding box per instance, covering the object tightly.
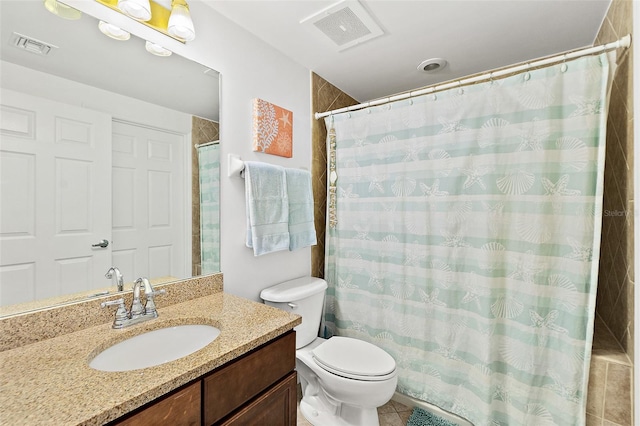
[89,324,221,372]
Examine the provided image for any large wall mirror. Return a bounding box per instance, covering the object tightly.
[0,1,220,316]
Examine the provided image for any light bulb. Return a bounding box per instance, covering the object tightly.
[98,21,131,41]
[145,41,172,57]
[117,0,152,21]
[168,2,195,41]
[43,0,81,20]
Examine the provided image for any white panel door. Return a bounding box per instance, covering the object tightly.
[0,89,111,306]
[111,121,185,283]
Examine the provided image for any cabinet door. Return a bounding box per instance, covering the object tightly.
[113,381,200,426]
[203,331,296,425]
[220,372,297,426]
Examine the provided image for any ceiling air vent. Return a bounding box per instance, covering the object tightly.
[10,32,58,56]
[301,0,383,51]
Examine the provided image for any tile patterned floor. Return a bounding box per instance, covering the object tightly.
[296,385,413,426]
[376,400,414,426]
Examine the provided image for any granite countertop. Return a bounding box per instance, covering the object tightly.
[0,292,301,426]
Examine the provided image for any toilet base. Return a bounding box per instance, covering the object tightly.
[300,396,380,426]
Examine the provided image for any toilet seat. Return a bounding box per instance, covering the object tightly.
[312,336,396,381]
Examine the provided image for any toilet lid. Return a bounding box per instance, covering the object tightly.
[312,337,396,380]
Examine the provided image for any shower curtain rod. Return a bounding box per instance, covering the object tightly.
[315,34,631,120]
[194,140,219,149]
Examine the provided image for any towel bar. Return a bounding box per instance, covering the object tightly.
[228,154,309,179]
[228,153,245,178]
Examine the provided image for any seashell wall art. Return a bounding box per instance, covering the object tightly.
[252,98,293,158]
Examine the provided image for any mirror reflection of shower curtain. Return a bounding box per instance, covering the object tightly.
[197,143,220,274]
[324,53,616,425]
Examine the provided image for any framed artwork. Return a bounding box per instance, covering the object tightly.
[252,98,293,158]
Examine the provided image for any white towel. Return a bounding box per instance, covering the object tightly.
[244,161,290,256]
[285,168,317,250]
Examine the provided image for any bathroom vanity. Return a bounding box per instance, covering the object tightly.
[0,279,300,426]
[112,331,297,425]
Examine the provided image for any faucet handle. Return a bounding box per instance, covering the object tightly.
[149,289,166,298]
[101,298,129,329]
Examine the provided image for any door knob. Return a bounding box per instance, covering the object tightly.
[92,239,109,248]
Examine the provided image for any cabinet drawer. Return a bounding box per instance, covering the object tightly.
[112,380,200,426]
[203,331,295,425]
[220,372,297,426]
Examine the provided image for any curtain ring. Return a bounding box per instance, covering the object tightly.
[457,81,464,95]
[560,55,568,73]
[524,63,531,81]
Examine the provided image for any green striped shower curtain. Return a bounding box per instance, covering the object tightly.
[197,143,220,274]
[324,53,614,425]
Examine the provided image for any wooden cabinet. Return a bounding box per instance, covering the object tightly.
[110,331,296,426]
[113,381,201,426]
[220,372,297,426]
[203,329,295,424]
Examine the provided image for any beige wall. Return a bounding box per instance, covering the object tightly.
[310,72,358,279]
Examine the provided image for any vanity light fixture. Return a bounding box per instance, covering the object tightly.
[145,40,172,56]
[98,21,131,41]
[117,0,152,21]
[43,0,82,20]
[95,0,195,43]
[168,0,195,41]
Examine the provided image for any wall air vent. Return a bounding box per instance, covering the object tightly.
[10,32,58,56]
[300,0,383,51]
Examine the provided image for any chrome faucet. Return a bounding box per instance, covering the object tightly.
[133,277,166,318]
[105,267,124,292]
[129,279,145,319]
[101,277,166,329]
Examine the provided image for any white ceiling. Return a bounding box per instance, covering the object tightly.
[205,0,611,102]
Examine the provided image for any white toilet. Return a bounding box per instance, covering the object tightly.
[260,276,398,426]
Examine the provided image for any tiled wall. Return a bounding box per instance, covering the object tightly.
[191,117,220,276]
[596,0,634,357]
[588,317,633,426]
[310,72,358,278]
[590,0,634,425]
[598,0,635,357]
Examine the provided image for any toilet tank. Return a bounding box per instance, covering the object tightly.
[260,277,328,349]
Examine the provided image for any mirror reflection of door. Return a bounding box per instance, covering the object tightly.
[0,89,111,305]
[111,121,186,284]
[0,1,220,310]
[0,90,189,306]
